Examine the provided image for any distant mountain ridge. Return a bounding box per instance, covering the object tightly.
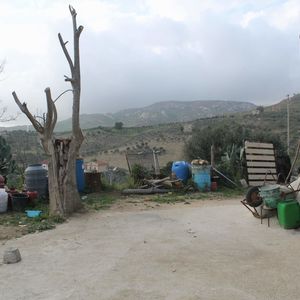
[55,100,256,131]
[0,100,256,132]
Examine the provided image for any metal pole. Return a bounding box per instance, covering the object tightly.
[210,144,215,168]
[287,94,290,155]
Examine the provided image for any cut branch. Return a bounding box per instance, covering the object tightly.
[49,100,57,134]
[77,25,84,37]
[58,33,74,72]
[0,61,5,73]
[70,5,78,35]
[12,91,44,133]
[44,88,53,132]
[69,5,76,16]
[64,75,74,82]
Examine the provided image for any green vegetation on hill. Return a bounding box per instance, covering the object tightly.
[185,119,287,183]
[2,94,300,169]
[80,123,186,157]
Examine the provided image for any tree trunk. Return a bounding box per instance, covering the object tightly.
[46,139,81,215]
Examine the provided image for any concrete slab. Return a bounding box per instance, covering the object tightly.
[1,199,299,300]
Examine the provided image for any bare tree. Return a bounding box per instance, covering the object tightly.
[0,60,18,122]
[12,6,84,216]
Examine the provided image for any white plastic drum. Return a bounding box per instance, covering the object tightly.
[0,188,8,213]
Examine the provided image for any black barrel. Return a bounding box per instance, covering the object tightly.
[25,164,48,198]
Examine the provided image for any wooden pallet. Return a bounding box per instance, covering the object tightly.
[245,141,277,186]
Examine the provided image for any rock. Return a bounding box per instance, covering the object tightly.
[3,247,22,264]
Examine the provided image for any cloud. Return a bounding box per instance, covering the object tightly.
[240,10,265,28]
[1,0,300,126]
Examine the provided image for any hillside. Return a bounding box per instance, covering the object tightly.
[193,94,300,154]
[54,100,256,131]
[79,94,300,167]
[3,94,300,171]
[0,100,256,132]
[2,123,188,170]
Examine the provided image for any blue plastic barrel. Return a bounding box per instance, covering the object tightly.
[76,159,85,193]
[192,165,211,191]
[171,161,190,183]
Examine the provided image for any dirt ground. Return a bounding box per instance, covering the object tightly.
[1,197,300,300]
[0,225,27,241]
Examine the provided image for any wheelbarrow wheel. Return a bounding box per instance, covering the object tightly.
[245,186,263,207]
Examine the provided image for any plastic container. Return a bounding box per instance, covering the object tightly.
[25,210,42,218]
[12,193,29,212]
[27,191,38,205]
[76,159,85,193]
[277,200,300,229]
[171,161,190,183]
[259,185,280,209]
[0,188,8,213]
[211,181,217,192]
[84,172,101,193]
[25,164,48,198]
[192,165,211,191]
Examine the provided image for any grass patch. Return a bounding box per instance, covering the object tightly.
[149,187,244,203]
[151,191,212,203]
[151,194,186,203]
[214,186,244,198]
[82,193,118,210]
[0,202,65,234]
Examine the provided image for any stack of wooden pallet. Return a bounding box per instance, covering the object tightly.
[245,141,277,186]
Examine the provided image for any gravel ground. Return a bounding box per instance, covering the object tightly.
[1,198,300,300]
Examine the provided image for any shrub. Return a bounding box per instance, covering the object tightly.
[131,164,151,184]
[184,120,286,183]
[160,161,173,178]
[114,122,123,130]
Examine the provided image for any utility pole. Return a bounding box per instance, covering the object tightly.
[287,94,290,155]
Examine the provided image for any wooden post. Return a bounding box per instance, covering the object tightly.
[125,153,131,174]
[153,150,160,176]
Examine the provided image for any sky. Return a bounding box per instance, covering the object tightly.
[1,0,300,125]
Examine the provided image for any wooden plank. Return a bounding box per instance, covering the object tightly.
[246,161,276,167]
[246,154,275,161]
[245,148,274,155]
[248,180,277,186]
[248,174,278,180]
[247,168,277,174]
[245,141,274,149]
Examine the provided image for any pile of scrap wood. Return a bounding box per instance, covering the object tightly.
[122,177,184,195]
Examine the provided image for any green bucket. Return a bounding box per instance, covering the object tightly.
[259,185,280,209]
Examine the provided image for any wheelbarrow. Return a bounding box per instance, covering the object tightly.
[241,171,283,219]
[241,184,300,226]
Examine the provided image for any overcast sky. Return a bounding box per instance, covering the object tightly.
[1,0,300,125]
